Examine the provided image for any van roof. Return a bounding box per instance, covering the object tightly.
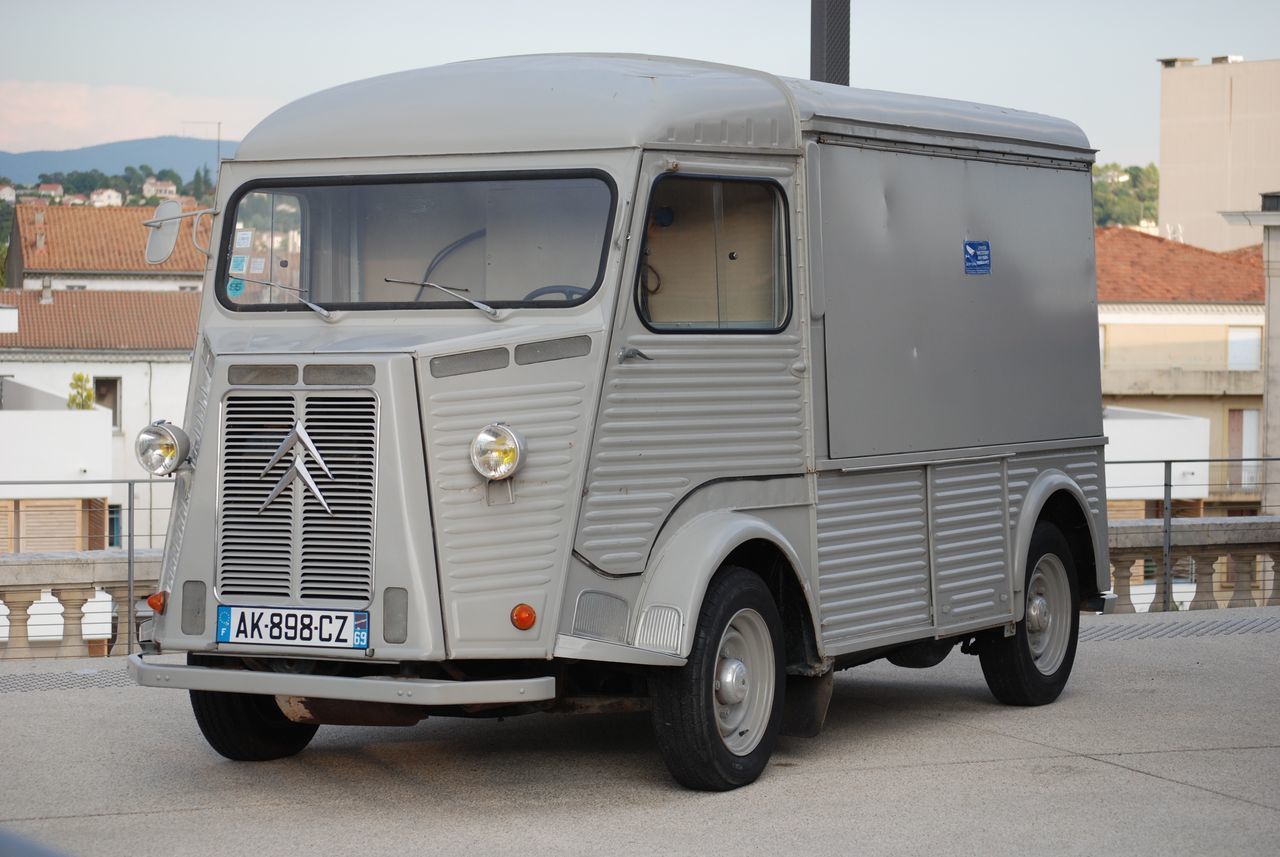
[236,54,1092,163]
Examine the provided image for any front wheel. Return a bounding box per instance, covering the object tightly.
[190,688,318,761]
[650,566,785,790]
[979,521,1080,706]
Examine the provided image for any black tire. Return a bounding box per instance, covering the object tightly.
[650,566,785,791]
[980,521,1080,706]
[190,688,318,761]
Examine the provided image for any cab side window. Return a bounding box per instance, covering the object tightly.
[638,176,789,331]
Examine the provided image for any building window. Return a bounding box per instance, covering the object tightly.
[1227,408,1260,490]
[1227,326,1262,371]
[637,176,789,332]
[107,504,122,548]
[94,377,121,430]
[65,284,87,291]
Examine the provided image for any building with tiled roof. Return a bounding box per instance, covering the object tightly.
[4,203,208,292]
[1095,226,1267,516]
[1096,227,1263,303]
[1220,243,1264,270]
[0,289,200,548]
[0,289,198,353]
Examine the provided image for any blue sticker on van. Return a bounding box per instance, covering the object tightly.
[964,241,991,275]
[227,278,245,297]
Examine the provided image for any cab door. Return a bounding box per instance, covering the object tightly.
[573,153,808,577]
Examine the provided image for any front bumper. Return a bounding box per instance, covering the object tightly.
[127,655,555,706]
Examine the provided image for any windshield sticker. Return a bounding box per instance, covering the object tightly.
[963,240,991,275]
[234,230,253,249]
[249,257,266,275]
[227,278,246,298]
[229,255,248,274]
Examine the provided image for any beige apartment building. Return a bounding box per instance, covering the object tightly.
[1157,56,1280,252]
[1097,227,1265,516]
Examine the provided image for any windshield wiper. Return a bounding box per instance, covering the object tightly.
[383,277,498,318]
[228,275,336,320]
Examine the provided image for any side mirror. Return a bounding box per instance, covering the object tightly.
[144,200,184,264]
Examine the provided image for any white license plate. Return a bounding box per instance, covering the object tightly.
[216,605,369,649]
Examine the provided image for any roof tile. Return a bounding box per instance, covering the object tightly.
[13,204,209,275]
[1095,227,1263,304]
[0,290,199,351]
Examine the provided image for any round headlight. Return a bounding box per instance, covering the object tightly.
[469,423,524,481]
[135,421,191,476]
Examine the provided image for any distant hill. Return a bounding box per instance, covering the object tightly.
[0,136,240,186]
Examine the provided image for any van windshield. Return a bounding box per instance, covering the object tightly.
[218,173,615,311]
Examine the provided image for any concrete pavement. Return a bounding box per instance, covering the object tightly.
[2,607,1278,856]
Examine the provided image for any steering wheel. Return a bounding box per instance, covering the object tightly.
[522,285,589,301]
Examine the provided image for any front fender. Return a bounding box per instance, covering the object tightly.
[630,510,809,658]
[1012,469,1107,609]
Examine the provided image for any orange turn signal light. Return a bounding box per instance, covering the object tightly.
[146,591,168,614]
[510,603,536,631]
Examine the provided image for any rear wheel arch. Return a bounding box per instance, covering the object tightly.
[1014,471,1105,604]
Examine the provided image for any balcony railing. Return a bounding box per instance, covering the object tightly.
[1106,458,1280,611]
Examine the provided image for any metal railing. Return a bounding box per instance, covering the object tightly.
[1106,458,1280,612]
[0,478,171,659]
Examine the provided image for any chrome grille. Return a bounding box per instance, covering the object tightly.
[299,397,376,601]
[216,391,377,605]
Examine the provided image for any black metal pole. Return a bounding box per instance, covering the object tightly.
[811,0,851,86]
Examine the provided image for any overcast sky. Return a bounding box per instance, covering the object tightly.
[2,0,1277,165]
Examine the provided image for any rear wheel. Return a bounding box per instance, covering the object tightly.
[650,566,785,790]
[190,688,318,761]
[979,521,1080,706]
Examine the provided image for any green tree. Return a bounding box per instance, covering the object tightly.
[156,168,184,189]
[68,373,94,409]
[1093,162,1159,227]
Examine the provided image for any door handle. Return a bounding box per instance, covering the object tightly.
[617,346,654,363]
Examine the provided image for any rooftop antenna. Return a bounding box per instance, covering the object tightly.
[810,0,850,86]
[181,119,223,172]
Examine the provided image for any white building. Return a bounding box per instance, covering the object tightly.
[89,188,123,208]
[0,378,113,553]
[1158,56,1280,251]
[4,204,205,292]
[141,176,178,200]
[0,186,14,204]
[0,290,199,546]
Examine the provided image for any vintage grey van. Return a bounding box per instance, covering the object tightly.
[131,54,1110,790]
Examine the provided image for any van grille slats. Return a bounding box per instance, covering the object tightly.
[216,391,377,606]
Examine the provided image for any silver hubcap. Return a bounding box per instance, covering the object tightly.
[1026,554,1071,675]
[715,658,749,706]
[1026,595,1050,633]
[713,608,774,756]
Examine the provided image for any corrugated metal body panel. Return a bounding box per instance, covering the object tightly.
[1008,447,1104,522]
[929,460,1013,628]
[424,370,594,656]
[575,333,806,575]
[815,469,932,647]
